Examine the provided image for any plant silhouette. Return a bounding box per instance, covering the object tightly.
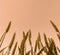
[0,20,60,55]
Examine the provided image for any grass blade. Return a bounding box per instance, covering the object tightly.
[28,30,33,55]
[0,21,11,47]
[11,42,17,55]
[34,39,38,55]
[18,46,21,55]
[52,39,58,55]
[57,47,60,53]
[20,31,28,55]
[57,33,60,41]
[5,21,11,33]
[34,33,41,55]
[26,50,31,55]
[8,33,16,51]
[0,33,6,47]
[37,47,45,55]
[44,33,49,49]
[50,20,59,32]
[0,46,7,53]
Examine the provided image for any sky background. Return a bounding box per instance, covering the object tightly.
[0,0,60,52]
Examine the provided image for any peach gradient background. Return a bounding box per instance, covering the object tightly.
[0,0,60,52]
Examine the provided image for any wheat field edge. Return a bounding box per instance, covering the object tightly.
[0,20,60,55]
